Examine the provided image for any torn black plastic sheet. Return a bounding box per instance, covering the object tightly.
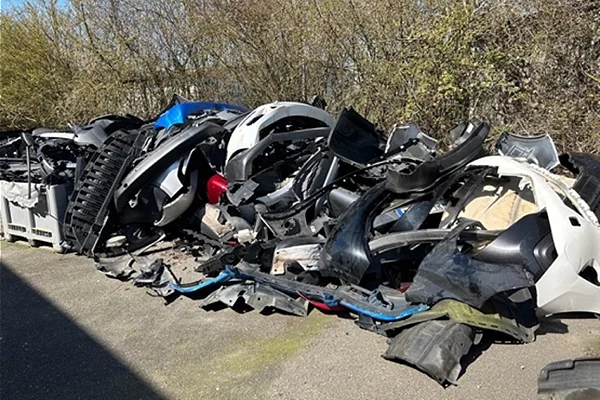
[405,222,536,309]
[383,320,477,386]
[96,255,136,279]
[200,282,309,316]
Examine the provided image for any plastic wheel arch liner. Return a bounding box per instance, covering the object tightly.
[225,102,335,163]
[378,299,538,343]
[468,156,600,316]
[383,320,476,386]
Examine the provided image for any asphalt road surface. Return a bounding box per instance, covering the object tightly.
[1,241,598,400]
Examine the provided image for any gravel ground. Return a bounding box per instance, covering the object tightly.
[1,241,598,400]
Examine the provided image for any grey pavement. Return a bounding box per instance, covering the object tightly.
[1,241,598,400]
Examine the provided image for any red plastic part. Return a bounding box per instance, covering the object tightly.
[299,293,346,312]
[206,174,228,204]
[399,282,412,293]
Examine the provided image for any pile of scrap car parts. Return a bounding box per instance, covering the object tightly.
[2,94,599,388]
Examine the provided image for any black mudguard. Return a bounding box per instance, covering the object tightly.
[383,320,476,386]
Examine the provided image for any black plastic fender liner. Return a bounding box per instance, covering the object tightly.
[383,320,476,386]
[560,152,600,220]
[405,221,536,309]
[114,121,225,212]
[320,182,390,285]
[385,122,490,194]
[538,358,600,399]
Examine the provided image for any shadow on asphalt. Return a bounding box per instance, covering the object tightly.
[0,262,167,400]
